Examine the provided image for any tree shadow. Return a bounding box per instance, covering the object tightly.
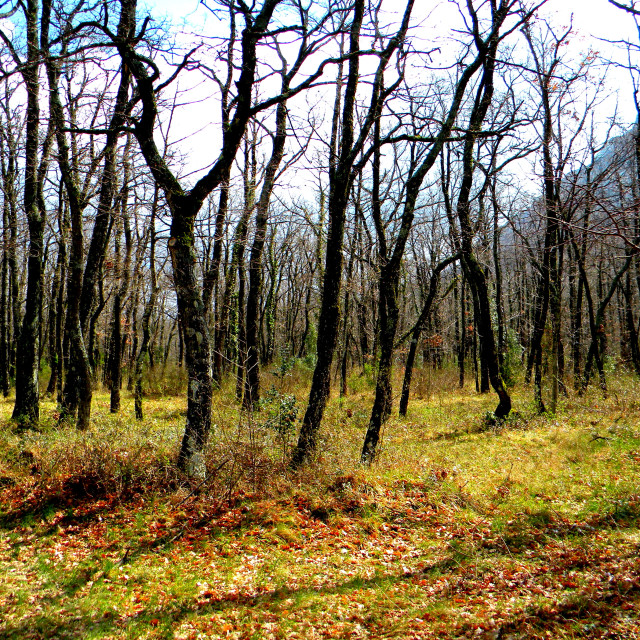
[4,544,639,640]
[3,491,639,639]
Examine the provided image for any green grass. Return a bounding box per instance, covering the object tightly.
[0,367,639,638]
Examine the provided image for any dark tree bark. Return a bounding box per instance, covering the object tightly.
[294,0,414,467]
[235,259,247,401]
[46,193,66,397]
[201,4,235,329]
[340,210,359,397]
[216,135,255,388]
[135,189,159,420]
[297,268,314,359]
[207,168,231,388]
[571,224,586,388]
[522,22,596,413]
[11,0,46,427]
[581,254,635,393]
[60,12,133,418]
[361,0,521,464]
[450,2,514,424]
[0,93,21,389]
[622,266,640,376]
[491,179,505,374]
[0,190,8,397]
[292,1,367,466]
[0,103,19,396]
[42,8,94,429]
[243,95,288,408]
[116,0,324,475]
[108,154,132,413]
[88,269,107,378]
[261,241,281,365]
[442,147,468,390]
[458,266,467,388]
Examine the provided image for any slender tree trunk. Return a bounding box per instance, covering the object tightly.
[236,260,247,401]
[62,40,131,416]
[12,0,44,427]
[292,2,366,465]
[43,31,95,430]
[135,196,158,420]
[46,199,66,396]
[208,169,231,388]
[361,3,504,461]
[0,187,9,397]
[623,267,640,376]
[7,147,20,386]
[452,20,511,421]
[244,100,289,408]
[459,272,466,388]
[340,214,358,397]
[88,273,106,380]
[109,165,132,413]
[491,182,505,373]
[582,254,635,394]
[108,293,122,413]
[399,254,459,416]
[216,137,255,390]
[297,280,313,359]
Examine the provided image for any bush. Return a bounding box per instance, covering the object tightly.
[259,386,299,461]
[501,329,524,388]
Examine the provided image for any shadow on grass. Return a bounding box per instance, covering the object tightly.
[3,525,640,639]
[3,483,640,639]
[4,549,639,640]
[483,505,640,554]
[0,554,458,639]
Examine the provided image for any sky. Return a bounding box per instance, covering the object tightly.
[142,0,640,46]
[34,0,629,197]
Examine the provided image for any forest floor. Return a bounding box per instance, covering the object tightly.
[0,367,639,639]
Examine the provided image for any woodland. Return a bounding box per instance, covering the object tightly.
[0,0,639,638]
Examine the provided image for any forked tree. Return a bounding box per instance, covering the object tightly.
[292,0,415,467]
[113,0,356,475]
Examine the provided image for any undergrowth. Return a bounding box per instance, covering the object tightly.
[0,367,639,639]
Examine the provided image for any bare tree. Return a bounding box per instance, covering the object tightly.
[115,0,355,475]
[360,0,535,463]
[0,0,55,427]
[292,0,415,467]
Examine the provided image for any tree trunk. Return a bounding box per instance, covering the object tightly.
[235,261,247,401]
[108,294,122,413]
[451,16,511,421]
[244,99,288,408]
[340,208,358,397]
[109,166,132,413]
[135,198,158,420]
[12,0,44,427]
[46,200,66,396]
[581,254,635,393]
[491,182,505,374]
[623,267,640,376]
[292,0,369,466]
[459,272,466,388]
[207,169,231,388]
[215,136,255,390]
[399,254,459,416]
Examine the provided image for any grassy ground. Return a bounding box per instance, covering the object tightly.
[0,367,639,639]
